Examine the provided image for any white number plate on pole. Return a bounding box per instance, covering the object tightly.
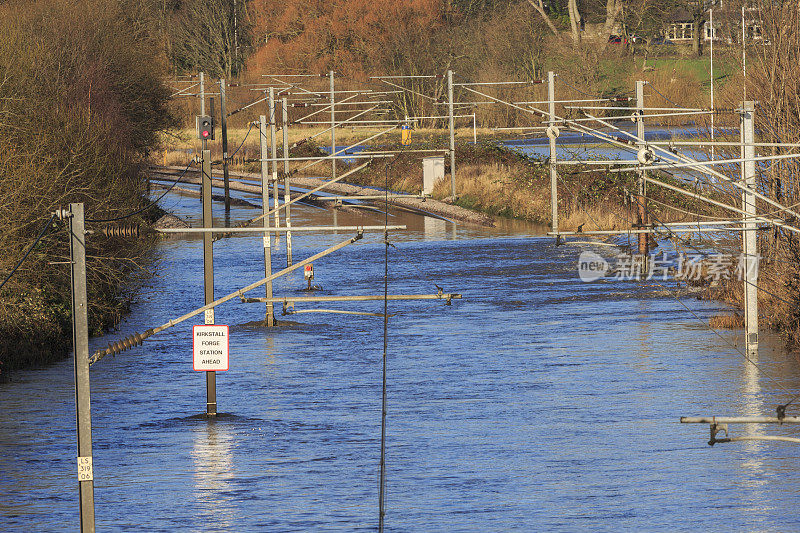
[78,456,93,481]
[193,325,229,371]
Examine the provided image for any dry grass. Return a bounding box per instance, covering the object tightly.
[433,162,629,230]
[154,125,497,168]
[709,314,744,330]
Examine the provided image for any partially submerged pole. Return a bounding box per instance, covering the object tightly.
[741,101,758,356]
[259,115,275,326]
[220,78,231,210]
[636,80,648,256]
[67,203,96,532]
[269,88,280,236]
[282,96,293,266]
[202,149,217,415]
[547,71,559,240]
[330,71,337,181]
[448,69,456,200]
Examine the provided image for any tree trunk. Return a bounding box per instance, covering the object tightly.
[527,0,559,36]
[567,0,582,44]
[693,16,704,56]
[602,0,624,39]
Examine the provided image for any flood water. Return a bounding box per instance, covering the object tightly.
[2,188,800,532]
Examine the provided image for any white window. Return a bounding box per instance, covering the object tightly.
[704,22,715,40]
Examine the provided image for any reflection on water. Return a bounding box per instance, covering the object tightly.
[191,420,237,529]
[423,216,447,240]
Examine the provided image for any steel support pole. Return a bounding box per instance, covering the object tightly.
[202,150,217,415]
[200,72,207,157]
[741,101,758,355]
[199,72,205,116]
[68,203,95,533]
[448,69,456,200]
[548,71,559,238]
[220,78,231,210]
[636,80,648,256]
[709,8,715,159]
[269,88,280,236]
[472,113,477,144]
[330,71,336,181]
[742,6,747,101]
[282,97,293,266]
[259,115,275,326]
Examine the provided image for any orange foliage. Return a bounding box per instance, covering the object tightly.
[247,0,444,78]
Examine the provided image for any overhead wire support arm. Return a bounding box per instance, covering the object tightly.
[607,151,800,174]
[566,110,713,122]
[681,416,800,446]
[469,81,800,234]
[214,160,374,240]
[89,233,365,365]
[453,80,543,86]
[157,225,407,234]
[563,105,706,111]
[290,93,363,124]
[454,83,800,236]
[292,104,381,146]
[169,82,200,98]
[369,74,443,79]
[226,95,269,117]
[240,293,462,304]
[573,108,800,222]
[377,79,440,102]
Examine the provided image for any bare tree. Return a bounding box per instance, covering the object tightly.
[167,0,251,78]
[528,0,632,46]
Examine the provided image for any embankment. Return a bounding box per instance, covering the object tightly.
[149,165,494,226]
[0,0,174,375]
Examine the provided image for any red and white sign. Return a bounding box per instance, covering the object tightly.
[193,325,229,371]
[304,264,314,280]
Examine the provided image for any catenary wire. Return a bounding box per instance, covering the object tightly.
[0,213,57,291]
[85,162,194,223]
